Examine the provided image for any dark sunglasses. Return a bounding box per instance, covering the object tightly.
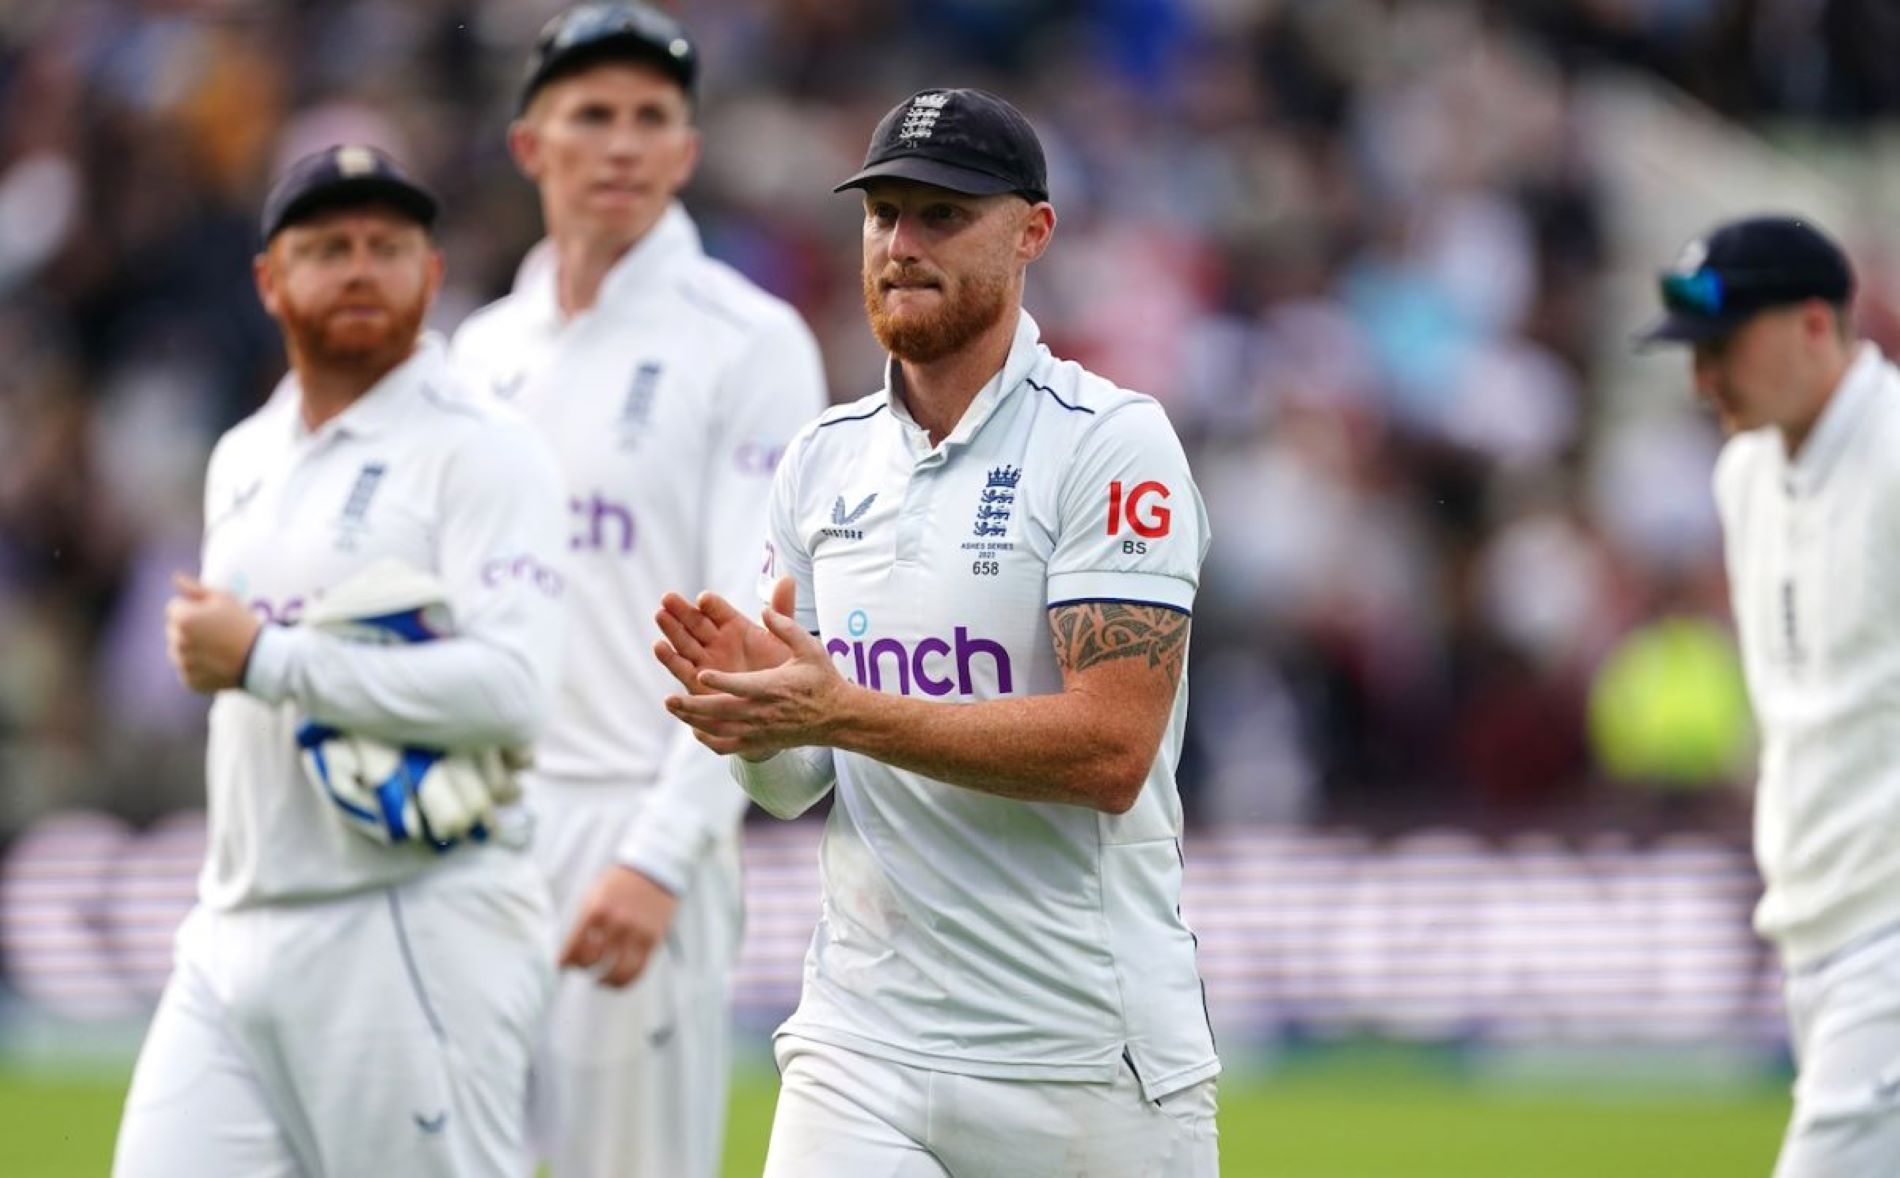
[1658,266,1833,319]
[1659,268,1725,316]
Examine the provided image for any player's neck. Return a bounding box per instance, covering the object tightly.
[896,308,1020,448]
[1781,342,1857,459]
[552,229,642,318]
[291,348,413,433]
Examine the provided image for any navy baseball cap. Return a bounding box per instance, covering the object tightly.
[520,2,696,112]
[835,88,1049,204]
[260,145,438,243]
[1640,216,1854,345]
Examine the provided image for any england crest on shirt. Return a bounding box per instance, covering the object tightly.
[961,465,1020,556]
[333,461,387,551]
[616,361,663,449]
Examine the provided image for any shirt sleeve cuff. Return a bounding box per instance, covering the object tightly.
[614,817,708,897]
[242,625,306,704]
[1045,570,1197,613]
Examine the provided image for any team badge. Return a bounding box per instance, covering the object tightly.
[334,461,387,551]
[960,466,1021,568]
[617,360,663,449]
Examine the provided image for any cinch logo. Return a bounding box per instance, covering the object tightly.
[734,442,786,477]
[571,493,635,553]
[824,618,1013,697]
[1106,480,1171,538]
[482,554,565,597]
[247,597,305,626]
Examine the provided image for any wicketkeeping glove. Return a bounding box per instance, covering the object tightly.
[293,558,532,850]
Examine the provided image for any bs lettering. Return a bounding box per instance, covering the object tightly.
[1107,480,1171,552]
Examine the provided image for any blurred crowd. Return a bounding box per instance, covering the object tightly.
[3,0,1893,841]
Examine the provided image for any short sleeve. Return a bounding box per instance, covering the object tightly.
[758,429,820,631]
[1046,400,1209,613]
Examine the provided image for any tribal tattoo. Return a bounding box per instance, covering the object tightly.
[1049,602,1190,682]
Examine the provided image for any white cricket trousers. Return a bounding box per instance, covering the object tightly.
[763,1034,1220,1178]
[112,850,555,1178]
[1775,926,1900,1177]
[529,780,743,1178]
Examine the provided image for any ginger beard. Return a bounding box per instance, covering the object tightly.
[276,272,428,376]
[863,261,1010,364]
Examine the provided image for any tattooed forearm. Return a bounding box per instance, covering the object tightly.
[1049,602,1190,681]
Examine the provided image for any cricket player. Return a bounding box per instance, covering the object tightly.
[450,5,826,1175]
[654,89,1220,1176]
[1644,215,1900,1176]
[113,146,569,1177]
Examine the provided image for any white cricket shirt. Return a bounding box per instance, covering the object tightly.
[199,336,569,910]
[451,204,826,891]
[755,310,1219,1100]
[1715,342,1900,968]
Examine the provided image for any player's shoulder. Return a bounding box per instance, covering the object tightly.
[1861,355,1900,439]
[207,381,296,479]
[798,391,889,447]
[670,253,814,345]
[449,289,536,372]
[1028,353,1185,458]
[412,362,541,452]
[774,391,887,475]
[1712,426,1774,512]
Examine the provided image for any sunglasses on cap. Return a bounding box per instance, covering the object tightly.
[1658,267,1839,319]
[536,3,689,65]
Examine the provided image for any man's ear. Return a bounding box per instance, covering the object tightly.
[253,249,281,320]
[423,245,446,303]
[1018,201,1056,266]
[508,117,542,181]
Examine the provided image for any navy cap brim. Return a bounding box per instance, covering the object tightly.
[834,156,1035,199]
[1635,311,1747,348]
[267,176,438,242]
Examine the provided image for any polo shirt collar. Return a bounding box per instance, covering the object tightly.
[1785,341,1882,493]
[882,310,1046,451]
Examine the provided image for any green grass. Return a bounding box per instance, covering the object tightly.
[0,1062,1789,1176]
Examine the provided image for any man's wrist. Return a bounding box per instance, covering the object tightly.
[822,682,882,757]
[234,623,264,692]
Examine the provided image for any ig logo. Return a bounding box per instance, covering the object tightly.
[1106,480,1172,553]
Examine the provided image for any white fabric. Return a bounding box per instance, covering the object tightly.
[295,558,526,848]
[452,202,824,1176]
[113,852,554,1178]
[450,203,827,892]
[197,335,569,909]
[763,1033,1219,1178]
[1774,928,1900,1176]
[526,782,741,1178]
[753,310,1218,1100]
[1713,343,1900,969]
[730,746,836,820]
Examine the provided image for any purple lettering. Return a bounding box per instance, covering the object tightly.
[735,443,787,477]
[482,556,565,597]
[570,493,637,554]
[866,638,911,695]
[823,628,1014,697]
[913,637,953,696]
[593,496,634,553]
[247,597,305,626]
[955,627,1012,694]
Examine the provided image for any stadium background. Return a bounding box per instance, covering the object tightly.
[5,0,1900,1173]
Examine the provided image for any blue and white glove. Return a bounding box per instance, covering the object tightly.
[294,558,529,851]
